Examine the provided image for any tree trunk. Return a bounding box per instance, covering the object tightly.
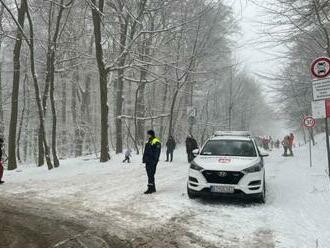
[115,69,124,154]
[0,56,3,137]
[0,4,4,136]
[46,0,66,167]
[135,83,145,148]
[25,0,53,169]
[50,63,59,166]
[115,18,128,154]
[72,70,80,157]
[22,79,31,162]
[7,0,27,170]
[37,130,44,166]
[168,89,179,137]
[16,73,28,162]
[60,73,67,157]
[80,37,94,154]
[159,83,168,140]
[91,0,110,162]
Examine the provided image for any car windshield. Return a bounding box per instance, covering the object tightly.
[200,139,257,157]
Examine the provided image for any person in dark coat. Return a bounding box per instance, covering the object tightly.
[165,136,176,162]
[185,135,198,163]
[281,135,290,157]
[0,138,4,184]
[142,130,161,194]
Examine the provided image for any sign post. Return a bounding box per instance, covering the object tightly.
[303,116,316,168]
[311,57,330,177]
[187,107,197,135]
[325,100,330,177]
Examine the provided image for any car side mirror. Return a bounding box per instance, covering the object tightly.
[192,149,200,156]
[260,152,269,157]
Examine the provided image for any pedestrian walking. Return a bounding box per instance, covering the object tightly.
[165,136,176,162]
[281,135,290,157]
[262,136,270,150]
[275,139,280,149]
[288,133,294,156]
[185,135,198,163]
[122,148,132,163]
[0,138,5,184]
[142,130,161,194]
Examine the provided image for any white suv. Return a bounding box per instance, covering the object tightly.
[187,131,268,203]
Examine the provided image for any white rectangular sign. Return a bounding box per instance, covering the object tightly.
[187,107,197,117]
[312,100,326,119]
[312,78,330,101]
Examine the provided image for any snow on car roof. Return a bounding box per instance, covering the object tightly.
[210,135,252,141]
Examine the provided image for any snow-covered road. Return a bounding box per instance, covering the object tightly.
[1,135,330,248]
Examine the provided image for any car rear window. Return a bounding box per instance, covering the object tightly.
[200,139,257,157]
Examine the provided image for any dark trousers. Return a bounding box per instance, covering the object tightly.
[283,146,288,156]
[123,156,130,163]
[0,162,3,181]
[166,150,173,162]
[146,163,157,186]
[187,152,194,163]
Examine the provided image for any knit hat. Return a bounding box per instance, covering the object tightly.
[147,130,155,137]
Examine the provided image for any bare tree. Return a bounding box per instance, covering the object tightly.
[90,0,110,162]
[2,0,27,170]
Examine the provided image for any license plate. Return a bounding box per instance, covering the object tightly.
[211,185,234,193]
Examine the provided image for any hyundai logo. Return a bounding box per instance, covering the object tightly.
[218,171,227,177]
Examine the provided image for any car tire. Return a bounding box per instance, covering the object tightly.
[187,186,199,199]
[257,181,266,204]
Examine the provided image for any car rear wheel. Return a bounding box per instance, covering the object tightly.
[187,186,199,199]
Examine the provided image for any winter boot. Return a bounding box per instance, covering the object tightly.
[144,185,153,194]
[150,184,156,193]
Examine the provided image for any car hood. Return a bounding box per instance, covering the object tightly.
[194,155,259,171]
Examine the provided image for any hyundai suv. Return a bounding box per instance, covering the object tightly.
[187,131,268,203]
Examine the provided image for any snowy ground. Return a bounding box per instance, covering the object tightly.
[1,134,330,248]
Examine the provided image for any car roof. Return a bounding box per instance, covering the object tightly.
[209,135,253,141]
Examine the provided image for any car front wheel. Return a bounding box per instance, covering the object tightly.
[257,181,266,203]
[187,186,199,199]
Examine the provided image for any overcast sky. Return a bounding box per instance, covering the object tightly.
[225,0,286,78]
[225,0,290,135]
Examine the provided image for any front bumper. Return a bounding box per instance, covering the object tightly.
[188,168,264,196]
[188,187,263,199]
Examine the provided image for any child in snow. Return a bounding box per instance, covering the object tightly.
[123,148,132,163]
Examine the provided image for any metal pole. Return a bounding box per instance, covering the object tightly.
[309,137,312,168]
[325,117,330,177]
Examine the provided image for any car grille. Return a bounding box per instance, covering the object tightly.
[202,170,244,184]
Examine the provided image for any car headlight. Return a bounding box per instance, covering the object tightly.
[243,162,263,173]
[190,161,204,171]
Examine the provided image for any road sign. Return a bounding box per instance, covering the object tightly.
[312,100,326,119]
[187,107,197,118]
[311,57,330,78]
[312,78,330,101]
[303,116,316,128]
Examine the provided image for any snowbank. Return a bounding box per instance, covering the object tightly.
[1,139,330,247]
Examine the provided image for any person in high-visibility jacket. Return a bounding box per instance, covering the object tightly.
[142,130,161,194]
